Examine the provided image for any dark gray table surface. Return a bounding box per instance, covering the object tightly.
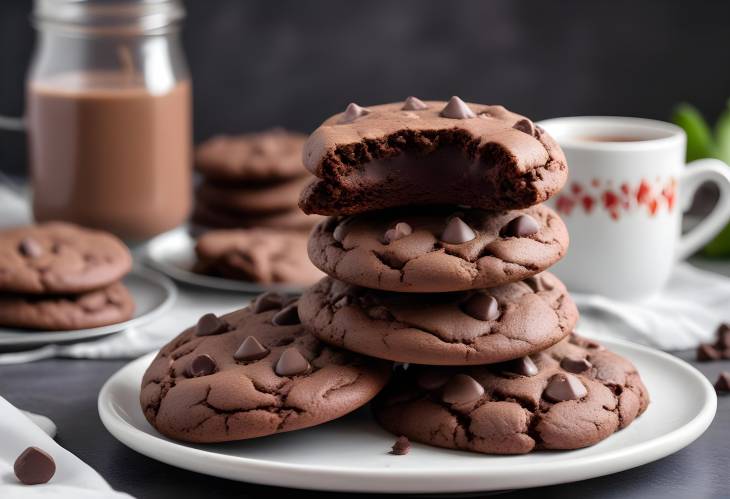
[2,258,730,499]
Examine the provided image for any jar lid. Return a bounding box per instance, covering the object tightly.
[33,0,185,36]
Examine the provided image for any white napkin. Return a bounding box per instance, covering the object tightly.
[574,262,730,350]
[0,397,131,499]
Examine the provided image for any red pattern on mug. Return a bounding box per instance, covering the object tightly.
[555,177,677,221]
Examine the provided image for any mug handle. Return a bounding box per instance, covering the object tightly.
[677,158,730,260]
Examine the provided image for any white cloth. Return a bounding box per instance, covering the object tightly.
[574,262,730,350]
[0,397,131,499]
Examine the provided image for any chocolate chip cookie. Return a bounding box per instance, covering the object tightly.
[299,97,567,215]
[374,334,649,454]
[140,294,391,443]
[0,282,134,330]
[308,204,568,292]
[193,228,324,285]
[192,201,322,231]
[195,129,307,182]
[0,223,132,294]
[299,273,577,365]
[197,175,312,215]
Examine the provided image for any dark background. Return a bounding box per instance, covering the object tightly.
[2,0,730,176]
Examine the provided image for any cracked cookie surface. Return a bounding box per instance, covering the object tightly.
[0,223,132,294]
[308,204,568,292]
[0,282,134,330]
[299,99,567,215]
[374,334,650,454]
[193,228,324,285]
[299,274,577,365]
[140,294,391,443]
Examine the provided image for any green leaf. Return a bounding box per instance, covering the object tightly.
[715,100,730,164]
[672,103,715,161]
[703,221,730,257]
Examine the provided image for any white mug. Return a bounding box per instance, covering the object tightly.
[537,116,730,301]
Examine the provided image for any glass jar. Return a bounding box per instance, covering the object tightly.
[27,0,192,241]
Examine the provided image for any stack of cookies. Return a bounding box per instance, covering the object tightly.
[191,129,323,285]
[140,98,649,455]
[298,97,650,454]
[0,223,134,331]
[193,128,319,232]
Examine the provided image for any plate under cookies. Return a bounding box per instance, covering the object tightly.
[0,267,176,350]
[98,336,715,494]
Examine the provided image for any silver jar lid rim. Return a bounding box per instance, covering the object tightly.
[33,0,185,36]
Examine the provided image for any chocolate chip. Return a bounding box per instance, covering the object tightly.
[253,292,285,313]
[513,119,535,135]
[715,372,730,393]
[442,374,484,405]
[501,214,540,238]
[275,347,310,376]
[18,237,43,258]
[401,96,428,111]
[502,356,538,377]
[460,293,500,321]
[441,216,476,244]
[332,222,348,242]
[14,447,55,485]
[390,436,411,455]
[416,369,450,391]
[196,313,229,336]
[339,102,370,124]
[439,96,476,119]
[186,354,217,377]
[697,343,721,362]
[524,275,554,293]
[716,323,730,349]
[272,303,300,326]
[543,373,587,402]
[234,336,269,361]
[383,222,413,244]
[560,357,592,374]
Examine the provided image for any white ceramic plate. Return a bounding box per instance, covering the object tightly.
[0,268,177,349]
[98,337,716,494]
[144,228,309,294]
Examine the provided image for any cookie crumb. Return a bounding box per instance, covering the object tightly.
[715,372,730,393]
[696,343,721,362]
[390,436,411,455]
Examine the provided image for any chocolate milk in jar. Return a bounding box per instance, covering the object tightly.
[27,0,191,241]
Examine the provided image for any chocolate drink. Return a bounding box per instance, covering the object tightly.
[28,71,192,241]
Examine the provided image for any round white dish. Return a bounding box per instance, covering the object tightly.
[0,267,177,349]
[98,337,716,494]
[144,228,309,294]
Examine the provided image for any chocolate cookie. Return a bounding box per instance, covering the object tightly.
[299,274,577,365]
[196,129,307,182]
[374,334,650,454]
[192,201,322,231]
[299,97,567,215]
[309,204,568,292]
[0,282,134,330]
[193,228,324,285]
[197,175,312,215]
[0,223,132,294]
[140,295,391,443]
